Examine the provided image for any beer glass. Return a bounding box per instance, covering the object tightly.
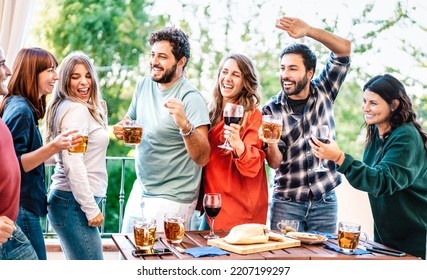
[261,115,283,143]
[133,218,156,250]
[338,221,369,253]
[123,120,143,147]
[67,127,88,155]
[164,213,185,244]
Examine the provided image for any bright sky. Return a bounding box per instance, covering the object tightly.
[150,0,427,96]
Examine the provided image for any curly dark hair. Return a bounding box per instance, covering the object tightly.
[148,26,190,69]
[363,74,427,153]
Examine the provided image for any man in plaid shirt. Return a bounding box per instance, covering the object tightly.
[262,17,351,233]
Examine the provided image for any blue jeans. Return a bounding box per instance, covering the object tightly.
[47,189,103,260]
[16,207,47,260]
[270,190,338,233]
[0,224,38,260]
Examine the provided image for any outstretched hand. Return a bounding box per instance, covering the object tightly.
[275,16,310,39]
[309,137,342,163]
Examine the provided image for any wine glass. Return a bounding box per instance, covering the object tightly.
[310,125,330,172]
[218,103,244,150]
[203,193,222,239]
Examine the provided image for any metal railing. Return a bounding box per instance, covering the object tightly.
[43,157,274,239]
[43,156,135,238]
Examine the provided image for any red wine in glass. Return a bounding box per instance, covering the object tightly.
[224,116,242,126]
[218,103,244,150]
[310,125,330,172]
[204,206,221,218]
[203,193,222,239]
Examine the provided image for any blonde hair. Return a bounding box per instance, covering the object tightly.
[45,51,106,142]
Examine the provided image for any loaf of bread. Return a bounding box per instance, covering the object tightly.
[224,223,269,244]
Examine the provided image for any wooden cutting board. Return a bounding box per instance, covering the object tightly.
[207,237,301,255]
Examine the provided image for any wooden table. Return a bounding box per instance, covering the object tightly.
[111,230,420,260]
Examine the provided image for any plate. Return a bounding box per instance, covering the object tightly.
[286,232,328,244]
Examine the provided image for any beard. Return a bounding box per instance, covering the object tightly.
[281,74,309,96]
[151,63,178,84]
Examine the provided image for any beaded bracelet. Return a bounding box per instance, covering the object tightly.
[179,122,195,137]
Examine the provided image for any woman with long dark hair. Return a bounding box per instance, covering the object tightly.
[0,48,78,259]
[200,53,268,230]
[311,74,427,259]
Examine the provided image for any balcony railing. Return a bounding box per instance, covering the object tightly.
[43,157,274,239]
[43,156,135,238]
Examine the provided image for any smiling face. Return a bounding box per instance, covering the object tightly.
[0,48,12,95]
[70,63,92,102]
[38,66,59,98]
[150,40,184,89]
[219,58,244,103]
[362,89,394,134]
[279,53,313,100]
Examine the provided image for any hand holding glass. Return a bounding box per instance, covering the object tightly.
[66,127,88,155]
[261,115,283,143]
[310,125,329,172]
[123,120,143,147]
[218,103,244,150]
[203,193,222,239]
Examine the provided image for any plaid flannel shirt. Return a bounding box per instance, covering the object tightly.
[262,52,351,201]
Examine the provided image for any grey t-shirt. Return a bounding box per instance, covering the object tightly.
[127,75,210,203]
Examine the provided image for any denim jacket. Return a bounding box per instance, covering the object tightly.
[2,96,47,217]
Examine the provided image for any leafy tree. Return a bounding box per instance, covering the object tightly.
[34,0,169,233]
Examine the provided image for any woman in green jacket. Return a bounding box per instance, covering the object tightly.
[310,74,427,259]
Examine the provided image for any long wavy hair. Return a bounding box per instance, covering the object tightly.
[363,74,427,153]
[45,51,107,142]
[0,48,58,120]
[209,53,261,127]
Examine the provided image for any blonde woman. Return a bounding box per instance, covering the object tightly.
[45,52,108,260]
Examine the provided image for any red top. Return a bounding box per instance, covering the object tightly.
[203,108,268,230]
[0,118,21,221]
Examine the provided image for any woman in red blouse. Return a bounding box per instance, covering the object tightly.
[201,53,268,230]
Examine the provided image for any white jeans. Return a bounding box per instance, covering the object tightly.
[121,181,197,233]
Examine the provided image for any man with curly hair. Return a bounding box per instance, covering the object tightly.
[114,27,210,232]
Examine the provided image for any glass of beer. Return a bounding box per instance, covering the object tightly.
[133,218,156,250]
[261,115,283,143]
[67,127,88,155]
[164,213,185,244]
[123,120,143,147]
[338,221,369,253]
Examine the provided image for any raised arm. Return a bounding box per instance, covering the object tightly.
[276,16,351,57]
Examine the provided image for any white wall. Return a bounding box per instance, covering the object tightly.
[336,176,374,238]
